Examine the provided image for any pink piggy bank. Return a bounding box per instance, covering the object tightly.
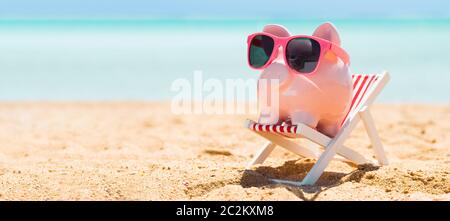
[249,22,352,137]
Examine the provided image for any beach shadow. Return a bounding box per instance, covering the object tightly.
[240,159,379,201]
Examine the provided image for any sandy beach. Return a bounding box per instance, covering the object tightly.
[0,102,448,200]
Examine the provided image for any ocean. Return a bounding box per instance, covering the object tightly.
[0,19,449,103]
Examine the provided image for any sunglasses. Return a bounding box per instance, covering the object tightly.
[247,32,350,74]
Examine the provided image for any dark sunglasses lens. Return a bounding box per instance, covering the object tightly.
[286,38,321,73]
[249,35,274,68]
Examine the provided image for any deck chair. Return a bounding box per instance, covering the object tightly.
[245,71,390,186]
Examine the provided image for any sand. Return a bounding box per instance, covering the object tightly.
[0,102,448,200]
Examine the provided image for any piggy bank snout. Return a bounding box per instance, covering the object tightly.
[259,62,291,86]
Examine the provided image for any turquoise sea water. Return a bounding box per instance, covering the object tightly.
[0,19,449,103]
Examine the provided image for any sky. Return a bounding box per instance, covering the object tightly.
[0,0,449,20]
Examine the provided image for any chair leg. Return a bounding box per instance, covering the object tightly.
[246,141,276,169]
[297,123,372,165]
[359,108,389,165]
[300,119,359,185]
[300,141,341,185]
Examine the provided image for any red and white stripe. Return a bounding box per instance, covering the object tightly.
[247,74,379,135]
[341,74,379,125]
[249,122,298,135]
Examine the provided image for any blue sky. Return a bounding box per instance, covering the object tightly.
[1,0,449,19]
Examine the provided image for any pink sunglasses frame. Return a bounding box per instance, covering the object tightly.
[247,32,350,75]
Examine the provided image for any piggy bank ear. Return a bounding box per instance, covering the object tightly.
[263,24,291,37]
[312,22,341,46]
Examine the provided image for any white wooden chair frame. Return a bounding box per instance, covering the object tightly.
[245,71,390,186]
